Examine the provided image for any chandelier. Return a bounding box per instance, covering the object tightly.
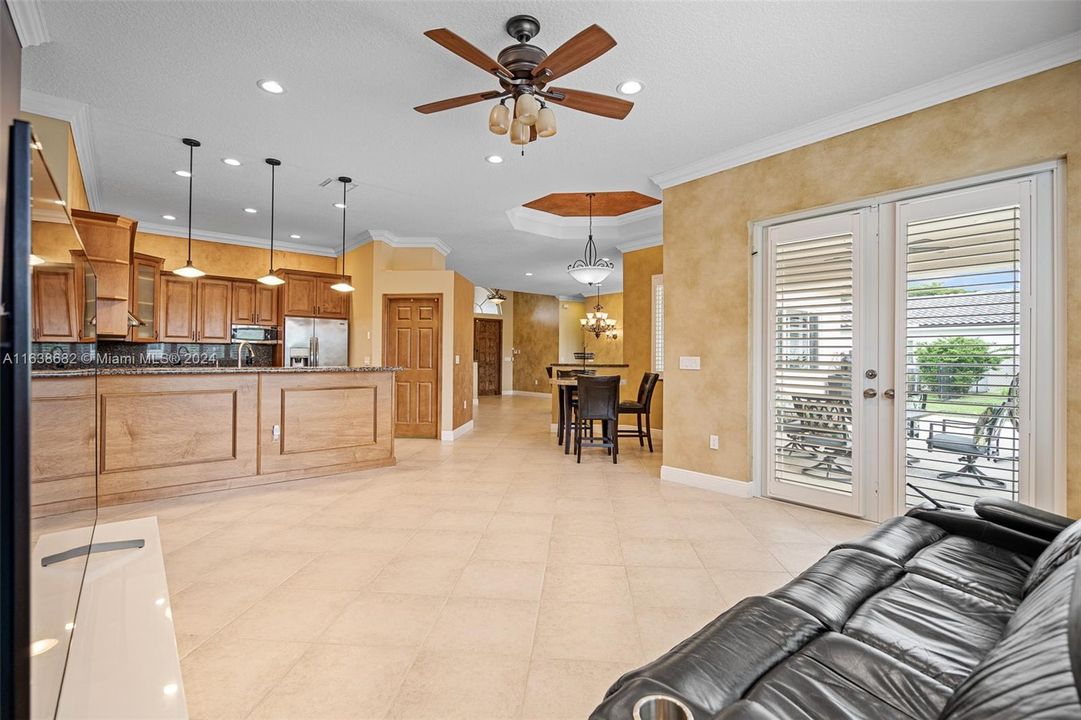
[486,288,507,305]
[580,285,618,340]
[567,193,614,286]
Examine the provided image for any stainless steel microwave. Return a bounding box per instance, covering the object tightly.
[231,325,278,343]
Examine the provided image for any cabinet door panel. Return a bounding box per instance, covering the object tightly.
[129,256,162,341]
[159,276,196,342]
[283,274,317,316]
[33,266,79,342]
[255,284,278,326]
[317,277,348,318]
[196,278,232,342]
[233,281,256,324]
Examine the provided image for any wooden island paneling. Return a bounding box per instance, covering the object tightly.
[31,367,397,511]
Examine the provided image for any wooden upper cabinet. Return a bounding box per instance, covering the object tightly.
[129,253,164,342]
[70,209,137,337]
[316,277,349,318]
[159,275,196,342]
[70,250,97,342]
[32,265,79,342]
[254,284,278,326]
[233,281,256,324]
[195,278,232,342]
[283,273,317,316]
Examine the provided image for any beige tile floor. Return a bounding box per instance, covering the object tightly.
[100,395,874,720]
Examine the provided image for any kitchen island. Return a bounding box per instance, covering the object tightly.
[31,366,398,512]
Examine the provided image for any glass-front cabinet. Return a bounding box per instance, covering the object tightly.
[129,252,163,341]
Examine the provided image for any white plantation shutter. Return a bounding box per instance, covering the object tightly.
[652,275,664,373]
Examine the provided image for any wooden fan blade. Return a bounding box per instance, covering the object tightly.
[546,87,633,120]
[414,90,503,114]
[424,28,511,78]
[532,25,616,82]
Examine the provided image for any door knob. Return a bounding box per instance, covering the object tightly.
[863,388,878,399]
[883,389,896,400]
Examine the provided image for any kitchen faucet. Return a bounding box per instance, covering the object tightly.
[237,340,256,368]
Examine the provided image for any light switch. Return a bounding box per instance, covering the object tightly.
[679,356,701,370]
[455,354,460,364]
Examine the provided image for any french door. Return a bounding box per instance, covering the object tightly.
[760,170,1060,520]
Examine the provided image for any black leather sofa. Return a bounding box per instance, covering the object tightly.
[591,498,1081,719]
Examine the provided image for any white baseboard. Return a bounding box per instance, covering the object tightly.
[441,420,474,443]
[507,390,551,399]
[660,465,752,497]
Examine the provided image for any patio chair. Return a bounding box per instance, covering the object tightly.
[925,405,1008,488]
[793,395,852,481]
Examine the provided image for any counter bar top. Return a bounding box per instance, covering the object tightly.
[33,366,400,379]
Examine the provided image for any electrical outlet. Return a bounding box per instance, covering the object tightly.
[709,434,719,450]
[364,356,371,365]
[455,354,460,364]
[463,400,467,409]
[534,378,539,385]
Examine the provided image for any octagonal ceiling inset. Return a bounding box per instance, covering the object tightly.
[524,191,660,217]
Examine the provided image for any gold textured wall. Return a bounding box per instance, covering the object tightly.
[347,242,375,366]
[453,272,475,429]
[662,62,1081,512]
[513,291,559,393]
[623,246,664,428]
[132,231,337,279]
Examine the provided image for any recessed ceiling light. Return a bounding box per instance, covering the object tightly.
[162,214,176,220]
[486,155,503,164]
[258,79,285,95]
[333,202,347,209]
[525,272,533,277]
[174,169,192,178]
[289,234,301,239]
[243,207,258,214]
[617,79,643,96]
[221,158,241,166]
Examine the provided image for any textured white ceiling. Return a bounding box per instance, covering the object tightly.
[20,0,1081,296]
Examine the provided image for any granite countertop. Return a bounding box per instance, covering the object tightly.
[33,366,401,378]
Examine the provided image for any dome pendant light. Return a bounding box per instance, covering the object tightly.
[257,158,285,286]
[567,193,614,286]
[330,176,355,293]
[172,138,206,278]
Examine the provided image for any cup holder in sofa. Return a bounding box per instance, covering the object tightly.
[632,694,694,720]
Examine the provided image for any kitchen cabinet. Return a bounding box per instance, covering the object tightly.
[283,272,318,316]
[159,275,196,342]
[255,284,278,326]
[70,250,97,342]
[195,278,232,342]
[316,277,349,318]
[32,265,79,342]
[129,253,163,342]
[70,209,137,337]
[233,280,256,324]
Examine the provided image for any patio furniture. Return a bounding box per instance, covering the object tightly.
[617,372,660,452]
[791,395,852,480]
[925,405,1009,488]
[574,375,620,464]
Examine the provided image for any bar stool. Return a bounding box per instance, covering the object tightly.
[575,375,620,464]
[618,372,660,452]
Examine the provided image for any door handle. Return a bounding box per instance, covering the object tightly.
[883,389,896,400]
[863,388,878,399]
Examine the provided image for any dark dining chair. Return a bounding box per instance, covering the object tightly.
[556,369,595,445]
[618,372,660,452]
[574,375,620,464]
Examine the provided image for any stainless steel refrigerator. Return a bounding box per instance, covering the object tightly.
[283,317,349,367]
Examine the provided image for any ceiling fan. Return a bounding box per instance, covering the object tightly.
[414,15,633,147]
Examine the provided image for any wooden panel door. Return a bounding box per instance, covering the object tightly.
[474,318,502,396]
[32,266,79,342]
[317,277,348,318]
[254,284,278,325]
[283,273,318,316]
[233,281,256,324]
[385,296,441,438]
[159,275,196,342]
[196,278,232,342]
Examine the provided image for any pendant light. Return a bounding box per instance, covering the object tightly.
[567,193,614,286]
[172,138,206,278]
[257,158,285,286]
[330,176,355,293]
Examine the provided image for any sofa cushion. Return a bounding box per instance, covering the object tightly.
[745,633,953,720]
[591,597,824,718]
[843,573,1012,688]
[770,548,902,631]
[833,516,947,564]
[905,535,1032,609]
[938,557,1081,719]
[1022,518,1081,596]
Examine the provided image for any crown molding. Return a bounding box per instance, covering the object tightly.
[7,0,49,47]
[507,203,662,246]
[20,90,102,210]
[138,222,338,257]
[651,31,1081,190]
[617,235,663,253]
[348,229,451,257]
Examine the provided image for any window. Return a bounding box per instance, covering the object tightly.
[473,286,503,316]
[652,274,664,373]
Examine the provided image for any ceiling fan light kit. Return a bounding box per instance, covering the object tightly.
[415,14,633,151]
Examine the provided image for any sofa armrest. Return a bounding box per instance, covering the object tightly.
[973,497,1073,543]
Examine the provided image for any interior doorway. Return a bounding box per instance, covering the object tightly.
[474,318,502,396]
[384,295,441,438]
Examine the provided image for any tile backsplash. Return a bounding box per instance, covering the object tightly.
[31,341,276,370]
